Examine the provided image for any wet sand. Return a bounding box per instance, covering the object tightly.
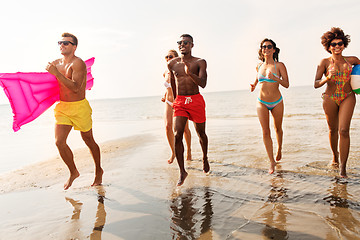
[1,123,360,239]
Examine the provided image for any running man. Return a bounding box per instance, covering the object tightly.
[46,32,103,190]
[167,34,209,186]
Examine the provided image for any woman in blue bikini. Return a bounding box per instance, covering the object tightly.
[250,39,289,174]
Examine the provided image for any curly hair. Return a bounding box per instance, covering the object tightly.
[321,27,350,53]
[258,38,280,62]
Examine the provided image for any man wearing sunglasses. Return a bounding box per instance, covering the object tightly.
[167,34,209,186]
[46,32,103,190]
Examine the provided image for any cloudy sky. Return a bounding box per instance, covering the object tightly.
[0,0,359,104]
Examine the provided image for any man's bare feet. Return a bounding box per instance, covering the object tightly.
[64,171,80,190]
[268,161,277,174]
[177,171,188,186]
[203,157,210,173]
[276,150,282,161]
[340,167,348,178]
[168,154,175,164]
[91,168,104,187]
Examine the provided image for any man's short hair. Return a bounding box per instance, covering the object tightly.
[180,34,193,43]
[62,32,78,46]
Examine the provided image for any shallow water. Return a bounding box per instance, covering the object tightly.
[1,86,360,239]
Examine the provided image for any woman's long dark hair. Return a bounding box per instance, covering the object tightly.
[258,38,280,62]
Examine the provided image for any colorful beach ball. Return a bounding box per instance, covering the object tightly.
[351,64,360,94]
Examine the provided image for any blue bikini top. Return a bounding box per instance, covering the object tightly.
[258,62,278,83]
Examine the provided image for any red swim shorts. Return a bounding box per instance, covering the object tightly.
[173,93,206,123]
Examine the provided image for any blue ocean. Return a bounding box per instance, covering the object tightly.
[1,86,360,239]
[1,86,359,175]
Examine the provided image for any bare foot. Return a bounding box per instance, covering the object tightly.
[276,150,282,161]
[91,168,104,187]
[203,157,210,173]
[268,161,277,174]
[331,153,339,167]
[168,154,175,164]
[186,151,192,161]
[64,171,80,190]
[177,172,188,186]
[340,168,348,178]
[330,162,339,168]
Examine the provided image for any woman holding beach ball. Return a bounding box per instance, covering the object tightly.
[161,50,192,164]
[314,27,360,178]
[250,39,289,174]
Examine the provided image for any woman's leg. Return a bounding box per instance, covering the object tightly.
[257,102,276,174]
[338,94,356,177]
[271,101,284,161]
[164,103,175,164]
[322,95,340,166]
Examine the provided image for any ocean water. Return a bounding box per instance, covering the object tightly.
[0,85,360,175]
[1,85,360,239]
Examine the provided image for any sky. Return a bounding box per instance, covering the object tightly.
[0,0,359,104]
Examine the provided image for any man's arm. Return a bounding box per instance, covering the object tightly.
[184,59,207,88]
[167,62,177,98]
[46,59,86,93]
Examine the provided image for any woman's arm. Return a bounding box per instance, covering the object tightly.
[347,56,360,65]
[250,79,258,92]
[267,62,289,88]
[314,58,332,88]
[250,64,261,92]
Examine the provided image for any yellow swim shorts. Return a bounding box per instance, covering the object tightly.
[54,99,93,132]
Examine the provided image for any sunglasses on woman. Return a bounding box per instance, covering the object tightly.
[165,55,174,60]
[261,45,273,49]
[330,41,344,47]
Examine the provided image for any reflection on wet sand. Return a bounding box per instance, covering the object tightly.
[65,186,107,240]
[170,187,214,239]
[65,197,84,239]
[90,186,107,239]
[66,197,83,220]
[261,170,289,240]
[58,163,360,239]
[323,179,360,239]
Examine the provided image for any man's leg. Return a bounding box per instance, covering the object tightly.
[194,122,209,173]
[81,129,103,186]
[55,124,79,190]
[174,116,189,186]
[184,121,192,160]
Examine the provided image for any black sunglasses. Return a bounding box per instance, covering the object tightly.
[177,40,192,46]
[261,45,273,49]
[165,55,174,59]
[58,41,75,46]
[330,41,344,47]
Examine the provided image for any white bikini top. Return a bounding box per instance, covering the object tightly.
[164,81,171,89]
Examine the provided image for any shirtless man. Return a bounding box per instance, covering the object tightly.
[168,34,209,186]
[46,32,103,190]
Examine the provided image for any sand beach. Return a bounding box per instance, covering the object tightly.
[1,88,360,239]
